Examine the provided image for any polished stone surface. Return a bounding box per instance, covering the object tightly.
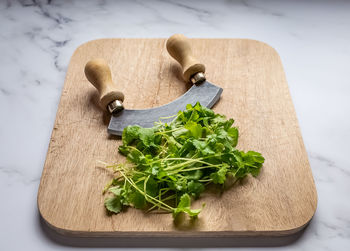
[1,0,349,250]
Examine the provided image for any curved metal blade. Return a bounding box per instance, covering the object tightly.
[108,81,223,135]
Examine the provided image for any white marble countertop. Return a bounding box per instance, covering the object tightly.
[1,0,349,250]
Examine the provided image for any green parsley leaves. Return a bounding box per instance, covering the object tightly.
[103,102,264,219]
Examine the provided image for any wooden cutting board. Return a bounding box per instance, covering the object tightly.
[37,38,317,241]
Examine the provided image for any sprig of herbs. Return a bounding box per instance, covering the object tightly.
[102,102,264,219]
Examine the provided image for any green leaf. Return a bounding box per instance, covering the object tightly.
[210,165,228,184]
[127,148,145,165]
[186,103,193,110]
[129,190,146,209]
[172,128,188,138]
[172,193,202,219]
[105,197,122,214]
[214,142,225,153]
[118,145,130,156]
[234,166,248,179]
[177,193,191,208]
[246,151,265,163]
[144,177,158,197]
[109,186,123,196]
[174,178,187,191]
[122,125,141,145]
[211,115,227,125]
[248,166,261,177]
[242,151,265,177]
[227,127,238,147]
[187,180,205,198]
[185,121,202,139]
[138,127,155,147]
[192,139,215,155]
[185,170,203,180]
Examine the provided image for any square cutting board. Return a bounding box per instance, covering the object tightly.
[37,38,317,241]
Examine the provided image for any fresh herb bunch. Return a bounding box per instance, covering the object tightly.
[103,102,264,219]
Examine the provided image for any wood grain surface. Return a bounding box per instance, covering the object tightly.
[37,38,317,238]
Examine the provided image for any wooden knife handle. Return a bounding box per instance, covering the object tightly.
[166,34,206,84]
[84,59,124,113]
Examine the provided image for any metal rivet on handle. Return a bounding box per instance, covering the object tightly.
[108,100,124,114]
[190,72,206,85]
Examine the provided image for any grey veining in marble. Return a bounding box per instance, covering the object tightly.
[0,0,349,250]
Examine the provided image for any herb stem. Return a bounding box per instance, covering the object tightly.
[119,171,174,211]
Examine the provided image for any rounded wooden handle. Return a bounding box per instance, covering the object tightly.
[84,59,124,112]
[166,34,206,84]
